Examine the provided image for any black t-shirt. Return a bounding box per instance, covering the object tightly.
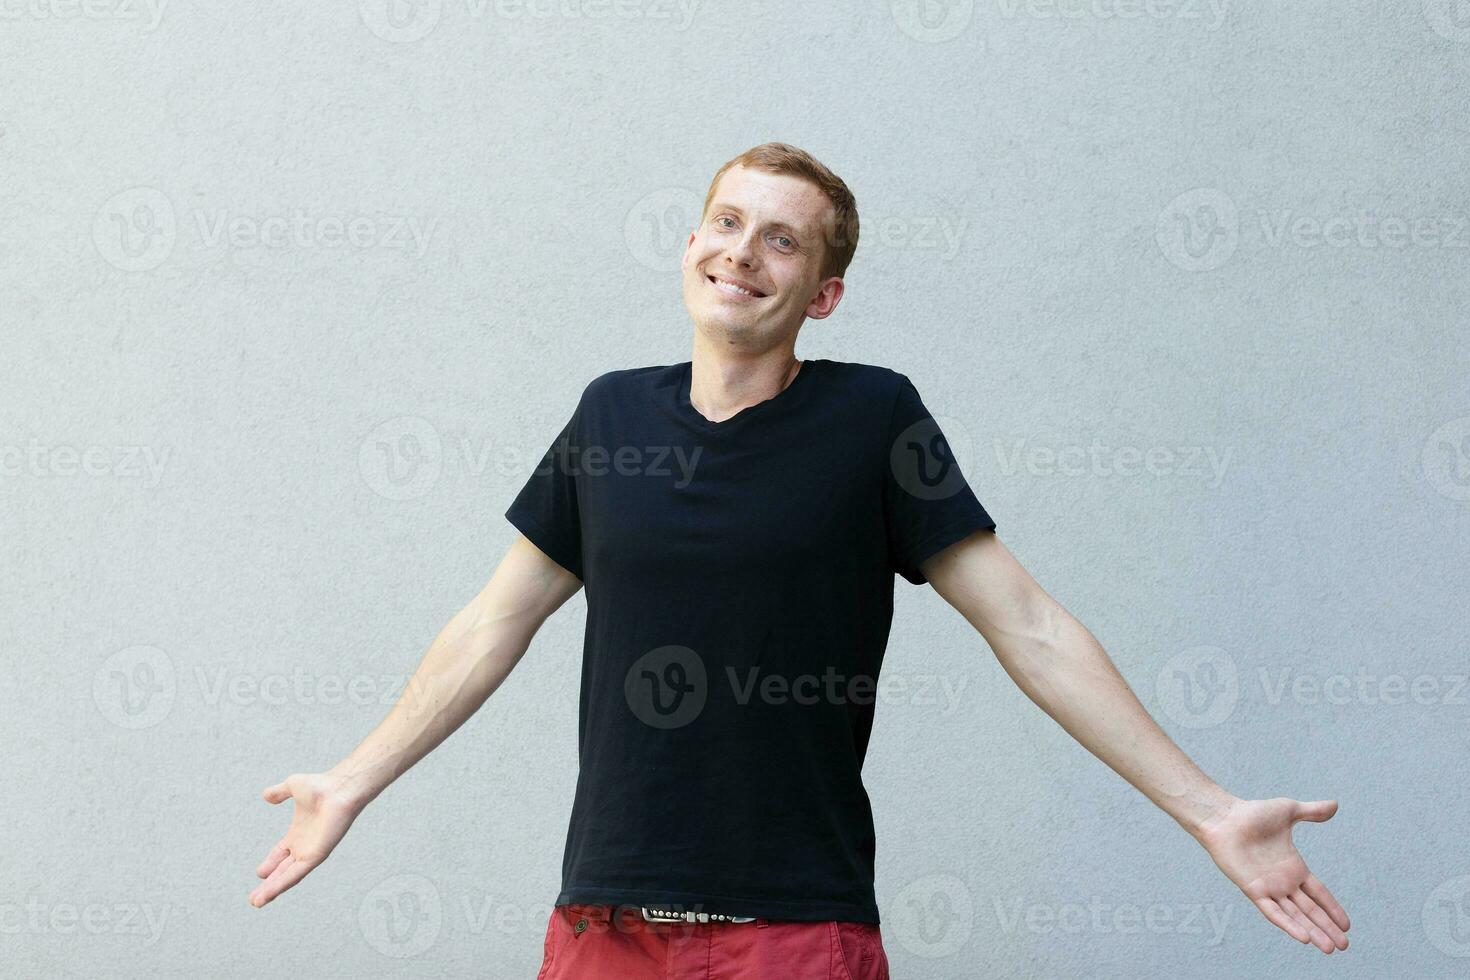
[504,358,996,924]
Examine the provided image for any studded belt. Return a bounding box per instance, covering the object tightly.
[640,906,757,924]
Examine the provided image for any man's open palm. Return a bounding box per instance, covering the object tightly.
[1198,797,1351,954]
[250,773,359,908]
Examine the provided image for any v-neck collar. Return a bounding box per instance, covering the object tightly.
[674,358,818,433]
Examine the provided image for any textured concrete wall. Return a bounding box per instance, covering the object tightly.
[3,3,1467,977]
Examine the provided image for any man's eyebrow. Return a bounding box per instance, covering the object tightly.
[709,202,808,237]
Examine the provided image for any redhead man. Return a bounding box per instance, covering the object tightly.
[250,143,1350,978]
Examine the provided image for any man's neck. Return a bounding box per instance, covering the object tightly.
[687,336,801,425]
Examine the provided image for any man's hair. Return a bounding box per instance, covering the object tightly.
[700,142,860,282]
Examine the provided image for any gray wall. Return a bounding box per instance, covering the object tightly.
[3,2,1466,977]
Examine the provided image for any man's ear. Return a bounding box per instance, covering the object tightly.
[805,277,845,320]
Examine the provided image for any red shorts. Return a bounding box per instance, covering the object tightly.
[535,903,891,980]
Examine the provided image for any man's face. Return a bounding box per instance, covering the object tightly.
[681,165,844,351]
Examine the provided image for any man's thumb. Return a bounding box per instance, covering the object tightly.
[262,780,293,804]
[1293,799,1339,823]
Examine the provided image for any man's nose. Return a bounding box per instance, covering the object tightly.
[723,232,758,266]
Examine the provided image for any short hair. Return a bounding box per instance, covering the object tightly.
[699,142,860,282]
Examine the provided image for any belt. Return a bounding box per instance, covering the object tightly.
[640,906,756,924]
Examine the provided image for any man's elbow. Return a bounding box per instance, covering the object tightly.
[986,583,1070,668]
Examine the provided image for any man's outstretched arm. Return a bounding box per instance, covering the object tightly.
[921,529,1352,955]
[249,533,582,908]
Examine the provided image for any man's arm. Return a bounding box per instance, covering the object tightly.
[249,533,582,908]
[921,529,1351,955]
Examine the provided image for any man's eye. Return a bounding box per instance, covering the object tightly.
[774,236,793,249]
[715,216,736,229]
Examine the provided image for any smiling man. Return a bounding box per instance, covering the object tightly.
[250,142,1351,977]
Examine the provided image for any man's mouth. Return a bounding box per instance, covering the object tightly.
[707,274,767,299]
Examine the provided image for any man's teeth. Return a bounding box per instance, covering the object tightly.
[711,276,759,297]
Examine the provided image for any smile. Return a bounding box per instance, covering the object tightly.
[707,274,767,299]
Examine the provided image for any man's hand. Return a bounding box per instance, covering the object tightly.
[247,534,580,909]
[1195,797,1351,954]
[922,532,1353,954]
[249,772,363,908]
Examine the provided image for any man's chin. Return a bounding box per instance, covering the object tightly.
[688,311,759,339]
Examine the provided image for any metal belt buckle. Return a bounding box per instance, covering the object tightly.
[641,906,756,924]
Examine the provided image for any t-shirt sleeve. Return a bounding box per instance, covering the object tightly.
[504,394,585,581]
[882,374,997,585]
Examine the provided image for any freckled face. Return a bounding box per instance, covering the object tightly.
[681,165,841,348]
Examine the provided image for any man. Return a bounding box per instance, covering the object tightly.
[249,143,1351,977]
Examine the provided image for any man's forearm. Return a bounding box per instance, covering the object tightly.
[991,598,1239,838]
[328,596,540,809]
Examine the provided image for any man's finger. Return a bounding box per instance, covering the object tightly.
[251,854,295,907]
[1292,799,1338,824]
[249,854,293,907]
[1257,897,1310,943]
[1292,888,1349,951]
[1303,873,1351,933]
[256,840,290,879]
[1279,895,1333,954]
[251,854,312,908]
[262,781,293,804]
